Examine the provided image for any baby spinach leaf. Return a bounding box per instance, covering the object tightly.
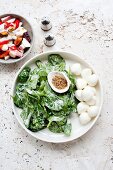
[29,114,47,132]
[48,54,65,66]
[18,67,31,83]
[20,107,32,128]
[27,68,39,89]
[35,60,43,68]
[47,116,67,133]
[43,97,64,111]
[63,122,72,136]
[13,83,27,108]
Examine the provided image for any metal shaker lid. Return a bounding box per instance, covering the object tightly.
[44,34,56,47]
[41,17,52,31]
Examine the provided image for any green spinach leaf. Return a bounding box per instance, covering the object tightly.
[18,67,31,83]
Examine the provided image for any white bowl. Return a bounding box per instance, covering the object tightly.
[12,51,103,143]
[0,14,33,64]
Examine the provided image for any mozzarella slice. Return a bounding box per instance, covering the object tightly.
[87,74,98,86]
[75,90,83,101]
[76,78,87,90]
[4,55,10,60]
[79,112,91,125]
[1,16,11,22]
[82,86,94,102]
[19,44,25,50]
[8,41,13,47]
[77,102,89,114]
[70,63,82,75]
[19,22,23,27]
[13,27,27,36]
[7,18,15,23]
[22,38,30,48]
[9,50,23,58]
[9,50,17,58]
[87,106,98,118]
[0,23,5,33]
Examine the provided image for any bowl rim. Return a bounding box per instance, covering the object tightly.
[0,13,34,64]
[11,50,103,143]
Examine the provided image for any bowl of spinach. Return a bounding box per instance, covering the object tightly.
[12,51,102,143]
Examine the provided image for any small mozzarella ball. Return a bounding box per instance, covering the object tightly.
[75,90,83,101]
[81,68,92,81]
[79,112,91,125]
[88,86,96,95]
[77,102,89,114]
[87,106,98,118]
[82,86,94,102]
[85,86,96,95]
[87,74,98,86]
[70,63,82,75]
[2,44,8,51]
[76,78,87,90]
[86,96,96,106]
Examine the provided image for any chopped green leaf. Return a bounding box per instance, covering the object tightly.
[18,67,31,83]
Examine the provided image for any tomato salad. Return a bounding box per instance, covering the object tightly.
[0,15,31,60]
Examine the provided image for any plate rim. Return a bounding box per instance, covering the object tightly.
[11,50,103,143]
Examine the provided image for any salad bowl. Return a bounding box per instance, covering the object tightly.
[0,14,33,64]
[12,51,103,143]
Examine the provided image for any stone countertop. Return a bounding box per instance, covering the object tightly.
[0,0,113,170]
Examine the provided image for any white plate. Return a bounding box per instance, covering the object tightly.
[12,51,103,143]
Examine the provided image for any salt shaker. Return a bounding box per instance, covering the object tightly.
[44,34,56,47]
[41,17,52,31]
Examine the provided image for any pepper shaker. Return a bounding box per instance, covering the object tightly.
[41,17,52,31]
[44,34,56,47]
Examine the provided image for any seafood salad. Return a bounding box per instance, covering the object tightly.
[0,15,31,60]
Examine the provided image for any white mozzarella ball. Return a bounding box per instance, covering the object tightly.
[81,68,92,81]
[87,106,98,118]
[86,96,96,106]
[79,112,91,125]
[82,86,94,102]
[70,63,82,75]
[87,86,96,95]
[2,44,8,51]
[84,86,96,95]
[77,102,89,114]
[87,74,98,86]
[76,78,87,90]
[75,90,83,101]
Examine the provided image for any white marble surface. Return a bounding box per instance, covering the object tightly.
[0,0,113,170]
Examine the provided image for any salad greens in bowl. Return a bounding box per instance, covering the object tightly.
[12,51,103,143]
